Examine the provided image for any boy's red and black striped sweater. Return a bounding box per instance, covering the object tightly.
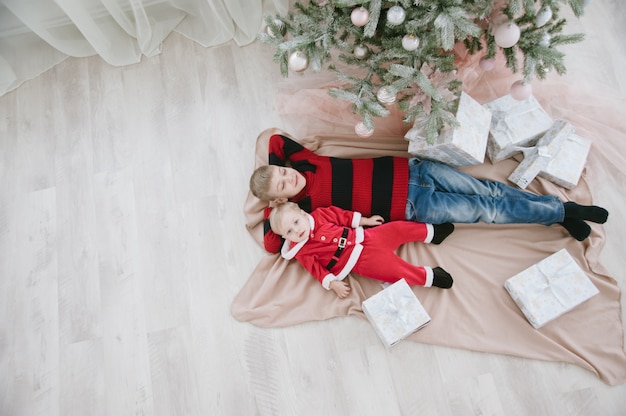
[263,134,409,253]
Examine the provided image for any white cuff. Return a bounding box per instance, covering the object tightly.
[423,223,434,243]
[424,267,433,287]
[322,274,337,290]
[351,211,362,228]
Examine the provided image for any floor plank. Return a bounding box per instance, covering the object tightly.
[1,2,625,415]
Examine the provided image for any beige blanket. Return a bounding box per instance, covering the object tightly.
[231,52,626,385]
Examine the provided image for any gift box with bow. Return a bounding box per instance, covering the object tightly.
[507,119,575,189]
[362,278,431,347]
[538,133,592,189]
[406,92,492,167]
[484,94,553,164]
[504,249,599,329]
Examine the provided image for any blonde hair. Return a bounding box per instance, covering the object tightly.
[249,165,274,200]
[269,201,301,236]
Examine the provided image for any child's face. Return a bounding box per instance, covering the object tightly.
[268,166,306,200]
[276,207,311,243]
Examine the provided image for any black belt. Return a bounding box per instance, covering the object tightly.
[325,228,349,270]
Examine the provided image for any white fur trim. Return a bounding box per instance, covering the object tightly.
[423,223,434,243]
[281,239,305,259]
[354,226,364,243]
[322,273,337,290]
[333,243,363,281]
[351,211,362,228]
[424,266,433,287]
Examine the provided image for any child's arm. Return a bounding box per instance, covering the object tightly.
[268,134,316,165]
[359,215,384,227]
[329,280,351,298]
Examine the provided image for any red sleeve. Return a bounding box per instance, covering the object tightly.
[268,134,316,166]
[262,207,283,254]
[295,252,333,286]
[315,206,359,228]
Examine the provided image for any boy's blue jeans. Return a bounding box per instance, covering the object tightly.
[405,159,565,225]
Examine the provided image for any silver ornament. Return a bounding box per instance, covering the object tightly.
[535,6,552,28]
[265,19,285,37]
[494,22,521,48]
[376,87,396,104]
[288,51,309,72]
[355,122,374,137]
[402,34,420,51]
[354,44,369,59]
[387,6,406,26]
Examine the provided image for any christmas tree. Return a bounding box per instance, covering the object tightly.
[259,0,585,142]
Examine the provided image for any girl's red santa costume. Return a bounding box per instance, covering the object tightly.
[280,205,437,289]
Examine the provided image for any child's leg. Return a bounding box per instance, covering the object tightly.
[365,221,432,249]
[352,243,432,287]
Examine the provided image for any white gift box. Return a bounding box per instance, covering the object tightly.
[406,92,492,167]
[508,119,575,189]
[538,133,591,189]
[504,249,599,329]
[362,278,431,347]
[484,94,553,163]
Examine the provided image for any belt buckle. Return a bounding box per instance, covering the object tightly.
[338,237,347,249]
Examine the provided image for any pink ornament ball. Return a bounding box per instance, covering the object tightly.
[494,22,521,48]
[510,80,532,101]
[479,57,495,71]
[351,7,370,27]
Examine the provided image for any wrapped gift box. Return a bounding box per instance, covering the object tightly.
[504,249,599,329]
[538,133,592,189]
[406,92,492,167]
[484,94,553,163]
[508,119,575,189]
[362,278,431,347]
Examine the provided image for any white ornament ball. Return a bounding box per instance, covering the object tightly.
[539,33,551,47]
[351,7,370,27]
[494,22,521,48]
[401,34,420,51]
[479,57,495,71]
[387,5,406,26]
[354,44,369,59]
[288,51,309,72]
[535,6,553,28]
[355,122,374,138]
[265,19,285,38]
[510,80,532,101]
[376,87,396,105]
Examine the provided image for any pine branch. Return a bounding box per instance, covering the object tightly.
[259,0,587,138]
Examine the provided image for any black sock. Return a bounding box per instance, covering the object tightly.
[432,267,453,289]
[563,202,609,224]
[431,223,454,244]
[559,218,591,241]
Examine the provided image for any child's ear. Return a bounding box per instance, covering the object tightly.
[268,198,285,208]
[273,197,288,204]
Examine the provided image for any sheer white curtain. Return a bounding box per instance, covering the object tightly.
[0,0,290,96]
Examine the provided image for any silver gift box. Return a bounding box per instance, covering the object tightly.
[406,92,492,167]
[504,249,599,329]
[484,94,553,163]
[507,119,575,189]
[362,279,431,347]
[539,133,592,189]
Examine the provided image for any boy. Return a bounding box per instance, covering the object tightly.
[269,202,454,298]
[250,134,608,253]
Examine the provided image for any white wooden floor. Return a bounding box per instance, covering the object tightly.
[1,2,626,415]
